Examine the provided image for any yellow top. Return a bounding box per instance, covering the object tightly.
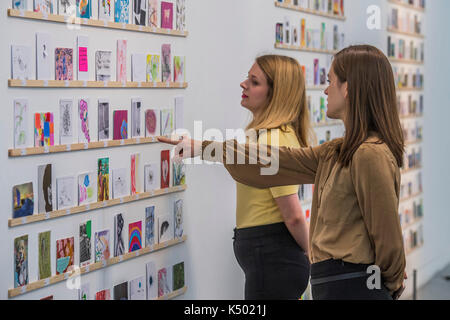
[236,125,300,229]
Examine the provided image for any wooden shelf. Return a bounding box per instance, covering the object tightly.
[8,79,188,89]
[397,86,424,92]
[9,136,166,157]
[400,192,423,203]
[400,114,423,120]
[275,43,338,55]
[7,9,188,37]
[274,1,346,21]
[306,85,328,91]
[401,165,422,174]
[311,120,343,128]
[9,185,187,227]
[405,139,423,146]
[389,57,424,65]
[8,235,187,298]
[401,216,424,231]
[388,0,426,13]
[156,286,188,300]
[387,28,425,39]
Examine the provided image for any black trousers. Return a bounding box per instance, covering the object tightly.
[311,259,393,300]
[233,222,310,300]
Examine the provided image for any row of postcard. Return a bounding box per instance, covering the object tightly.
[388,6,424,34]
[12,153,185,218]
[387,36,425,62]
[14,203,185,298]
[12,37,185,83]
[12,0,186,31]
[399,198,423,228]
[400,172,423,200]
[393,67,424,89]
[13,97,184,149]
[397,94,424,117]
[278,0,345,17]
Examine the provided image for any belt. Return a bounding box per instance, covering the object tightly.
[310,271,368,286]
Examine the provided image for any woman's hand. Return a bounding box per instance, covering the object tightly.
[392,271,407,300]
[157,136,202,162]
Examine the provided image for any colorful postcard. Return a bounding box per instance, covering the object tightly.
[77,0,92,18]
[174,199,183,239]
[34,112,54,147]
[38,164,53,213]
[95,50,112,81]
[132,53,147,82]
[36,33,52,80]
[158,213,173,243]
[129,275,146,300]
[59,99,73,145]
[131,99,142,137]
[144,163,159,192]
[128,221,142,252]
[173,56,185,83]
[146,54,160,82]
[56,237,74,275]
[98,100,110,140]
[55,48,74,81]
[160,1,173,29]
[80,220,92,266]
[148,0,158,27]
[113,110,128,140]
[14,235,28,288]
[78,172,96,205]
[114,213,125,256]
[13,0,28,9]
[145,206,155,246]
[38,231,51,279]
[97,157,110,201]
[176,0,185,31]
[79,283,90,300]
[99,0,113,20]
[158,267,170,297]
[112,168,128,198]
[13,182,34,218]
[34,0,53,13]
[114,282,128,300]
[14,99,28,148]
[115,0,130,23]
[95,289,111,300]
[160,109,173,136]
[133,0,147,25]
[161,44,171,82]
[145,109,159,137]
[161,150,170,189]
[77,35,89,81]
[56,176,76,210]
[172,261,184,291]
[116,40,127,82]
[58,0,75,15]
[131,153,140,194]
[173,162,185,187]
[146,261,157,299]
[95,230,110,262]
[78,99,91,143]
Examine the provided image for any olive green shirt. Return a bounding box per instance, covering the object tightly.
[201,134,406,294]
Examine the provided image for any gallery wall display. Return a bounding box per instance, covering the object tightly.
[8,0,188,300]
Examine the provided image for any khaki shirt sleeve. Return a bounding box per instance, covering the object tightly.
[350,145,406,294]
[201,140,320,188]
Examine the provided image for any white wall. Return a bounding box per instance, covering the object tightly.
[1,0,449,300]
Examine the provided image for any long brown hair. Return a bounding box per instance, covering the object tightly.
[329,45,405,167]
[246,55,312,147]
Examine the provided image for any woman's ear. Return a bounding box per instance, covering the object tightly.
[342,81,348,99]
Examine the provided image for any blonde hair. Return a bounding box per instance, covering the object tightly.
[246,55,312,147]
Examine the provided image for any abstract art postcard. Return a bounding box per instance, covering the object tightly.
[148,0,158,28]
[98,99,110,140]
[97,157,110,201]
[56,236,74,275]
[113,110,128,140]
[13,0,27,9]
[14,99,28,148]
[79,283,90,300]
[11,45,32,80]
[78,172,96,205]
[160,108,173,137]
[160,150,170,189]
[95,50,112,81]
[112,168,128,198]
[161,44,171,82]
[95,289,111,300]
[59,99,73,145]
[129,275,146,300]
[115,0,130,23]
[36,32,52,80]
[13,182,34,218]
[116,40,127,82]
[38,230,51,280]
[146,261,157,299]
[131,98,142,137]
[78,98,91,143]
[77,35,89,81]
[146,54,160,82]
[55,48,74,81]
[95,229,110,262]
[58,0,76,15]
[172,261,185,291]
[133,0,147,26]
[56,176,76,210]
[173,161,185,187]
[160,1,173,29]
[79,220,92,266]
[131,153,141,194]
[114,282,128,300]
[38,163,53,213]
[114,213,125,256]
[98,0,112,20]
[34,0,53,13]
[176,0,185,31]
[158,213,173,243]
[145,206,155,246]
[158,267,171,297]
[174,199,183,239]
[34,112,54,147]
[173,56,185,83]
[145,109,159,137]
[128,221,142,252]
[14,235,28,288]
[76,0,92,18]
[144,163,159,192]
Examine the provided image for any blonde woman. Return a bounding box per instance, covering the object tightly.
[162,55,311,300]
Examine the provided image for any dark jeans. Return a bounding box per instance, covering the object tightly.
[311,259,393,300]
[233,222,310,300]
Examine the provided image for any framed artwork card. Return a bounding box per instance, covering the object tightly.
[146,54,160,82]
[113,110,128,140]
[115,0,130,23]
[38,231,51,280]
[145,206,155,246]
[56,237,74,275]
[59,99,73,145]
[58,0,76,15]
[38,163,53,213]
[78,172,96,205]
[129,275,146,300]
[158,213,173,243]
[14,235,29,288]
[173,162,185,187]
[128,221,142,252]
[114,282,128,300]
[55,48,74,81]
[172,261,184,291]
[13,0,28,10]
[14,99,28,148]
[13,182,34,218]
[77,36,89,81]
[175,0,185,31]
[148,0,158,28]
[11,45,32,80]
[116,40,127,83]
[79,220,92,266]
[114,213,125,256]
[95,50,112,81]
[158,266,171,297]
[98,99,110,140]
[79,283,90,300]
[146,261,157,299]
[36,33,52,80]
[76,0,92,18]
[133,0,147,26]
[112,168,128,198]
[34,0,53,13]
[95,289,111,300]
[161,44,171,82]
[160,109,173,137]
[131,153,141,194]
[56,176,76,210]
[160,1,173,29]
[160,150,170,189]
[131,98,142,137]
[145,109,159,137]
[97,157,110,201]
[144,163,159,192]
[174,199,183,239]
[94,230,110,262]
[173,56,185,83]
[34,112,54,147]
[98,0,113,20]
[78,98,91,143]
